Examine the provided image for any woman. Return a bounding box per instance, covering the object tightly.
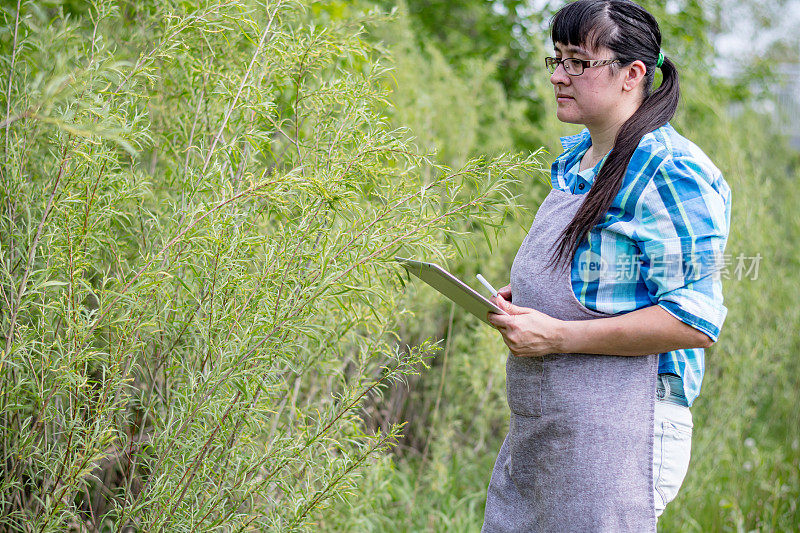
[483,0,732,531]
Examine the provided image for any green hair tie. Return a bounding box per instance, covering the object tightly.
[656,51,665,68]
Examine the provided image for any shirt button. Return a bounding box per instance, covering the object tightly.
[578,183,585,190]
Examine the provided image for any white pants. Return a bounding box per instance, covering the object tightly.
[653,397,693,520]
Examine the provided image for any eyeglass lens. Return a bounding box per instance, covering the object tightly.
[546,58,582,75]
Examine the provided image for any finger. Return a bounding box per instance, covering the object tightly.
[491,294,508,311]
[487,314,509,328]
[488,309,512,322]
[497,298,530,316]
[498,284,512,300]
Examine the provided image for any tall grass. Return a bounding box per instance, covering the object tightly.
[0,1,537,530]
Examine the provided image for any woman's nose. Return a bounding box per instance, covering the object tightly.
[550,63,571,86]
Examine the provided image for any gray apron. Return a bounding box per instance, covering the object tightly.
[482,188,658,532]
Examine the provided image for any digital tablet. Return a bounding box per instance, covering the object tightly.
[394,257,508,325]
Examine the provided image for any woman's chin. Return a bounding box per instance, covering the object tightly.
[555,109,582,124]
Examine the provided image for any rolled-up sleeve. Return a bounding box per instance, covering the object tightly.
[634,156,732,342]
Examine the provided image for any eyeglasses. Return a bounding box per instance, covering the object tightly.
[544,56,620,76]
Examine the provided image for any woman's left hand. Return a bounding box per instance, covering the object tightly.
[487,295,566,357]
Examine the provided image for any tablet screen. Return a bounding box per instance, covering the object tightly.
[395,257,507,325]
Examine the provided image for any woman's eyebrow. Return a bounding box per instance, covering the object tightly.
[554,43,590,56]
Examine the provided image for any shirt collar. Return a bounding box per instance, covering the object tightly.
[559,128,591,151]
[551,128,592,190]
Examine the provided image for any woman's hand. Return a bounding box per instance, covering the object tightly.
[487,289,566,358]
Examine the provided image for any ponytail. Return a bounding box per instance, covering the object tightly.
[546,0,681,274]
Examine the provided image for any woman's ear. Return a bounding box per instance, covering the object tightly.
[622,59,647,93]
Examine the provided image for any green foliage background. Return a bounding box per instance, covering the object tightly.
[1,0,797,531]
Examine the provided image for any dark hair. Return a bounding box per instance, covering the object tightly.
[546,0,679,273]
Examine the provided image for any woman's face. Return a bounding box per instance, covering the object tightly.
[549,41,629,127]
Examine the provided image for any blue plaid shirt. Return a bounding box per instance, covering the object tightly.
[551,122,732,406]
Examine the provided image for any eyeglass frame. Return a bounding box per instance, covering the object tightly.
[544,56,621,76]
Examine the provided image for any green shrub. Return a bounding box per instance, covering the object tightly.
[0,1,537,529]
